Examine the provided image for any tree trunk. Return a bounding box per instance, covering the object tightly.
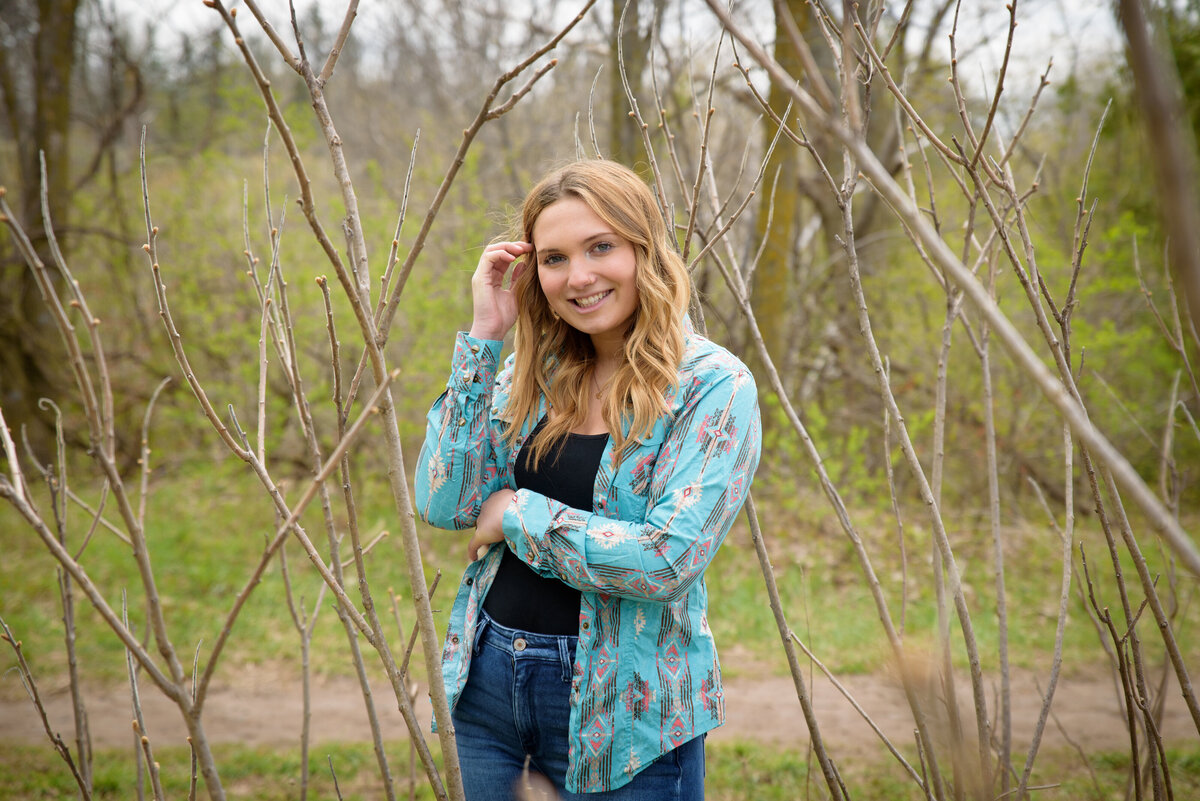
[748,0,807,375]
[0,0,81,458]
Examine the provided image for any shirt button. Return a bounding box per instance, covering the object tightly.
[451,635,459,644]
[457,418,467,426]
[580,621,590,631]
[465,577,473,586]
[470,345,480,354]
[513,638,527,652]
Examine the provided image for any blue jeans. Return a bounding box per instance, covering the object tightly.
[452,612,705,800]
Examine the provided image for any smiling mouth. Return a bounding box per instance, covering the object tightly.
[572,290,611,308]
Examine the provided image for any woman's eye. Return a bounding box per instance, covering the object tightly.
[541,253,564,266]
[593,241,613,254]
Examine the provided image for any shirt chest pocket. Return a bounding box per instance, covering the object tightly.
[611,485,649,524]
[608,433,665,523]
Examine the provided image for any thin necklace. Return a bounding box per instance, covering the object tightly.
[590,371,604,400]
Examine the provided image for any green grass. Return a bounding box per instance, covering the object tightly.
[3,458,1197,684]
[3,738,1198,800]
[0,456,466,686]
[2,460,1198,799]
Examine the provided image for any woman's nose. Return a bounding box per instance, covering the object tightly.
[566,262,596,289]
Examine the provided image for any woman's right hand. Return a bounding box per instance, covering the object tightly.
[468,241,533,341]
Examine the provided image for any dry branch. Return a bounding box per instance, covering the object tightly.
[705,0,1200,579]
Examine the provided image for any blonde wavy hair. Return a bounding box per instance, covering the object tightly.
[505,160,691,468]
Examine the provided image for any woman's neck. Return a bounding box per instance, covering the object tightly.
[589,333,624,373]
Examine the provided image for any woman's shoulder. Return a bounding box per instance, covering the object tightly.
[679,329,754,384]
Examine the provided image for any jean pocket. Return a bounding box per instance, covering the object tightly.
[470,610,492,657]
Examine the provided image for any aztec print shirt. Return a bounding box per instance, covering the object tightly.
[415,325,761,793]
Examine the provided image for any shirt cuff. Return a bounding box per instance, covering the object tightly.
[449,332,503,394]
[503,488,547,571]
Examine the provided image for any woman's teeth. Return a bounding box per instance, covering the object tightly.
[574,290,610,308]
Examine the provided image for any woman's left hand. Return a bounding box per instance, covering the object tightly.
[467,488,515,562]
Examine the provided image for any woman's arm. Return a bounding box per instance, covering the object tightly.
[414,336,511,530]
[500,360,761,602]
[415,241,532,530]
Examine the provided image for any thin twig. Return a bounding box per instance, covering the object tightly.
[124,592,166,801]
[0,615,92,799]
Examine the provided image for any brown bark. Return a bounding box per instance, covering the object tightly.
[0,0,82,457]
[748,0,807,373]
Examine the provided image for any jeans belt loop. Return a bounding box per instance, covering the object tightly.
[558,636,573,683]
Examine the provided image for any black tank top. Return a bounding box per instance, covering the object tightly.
[482,417,609,634]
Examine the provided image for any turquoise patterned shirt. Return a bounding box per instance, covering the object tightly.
[415,326,761,793]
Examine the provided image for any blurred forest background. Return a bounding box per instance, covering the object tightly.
[0,0,1195,507]
[1,0,1199,799]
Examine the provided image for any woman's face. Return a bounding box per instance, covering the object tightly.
[533,196,639,353]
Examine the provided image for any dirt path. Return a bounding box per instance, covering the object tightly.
[2,663,1196,756]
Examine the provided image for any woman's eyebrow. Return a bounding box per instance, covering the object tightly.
[536,230,617,251]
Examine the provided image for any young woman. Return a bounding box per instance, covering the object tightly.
[415,160,761,799]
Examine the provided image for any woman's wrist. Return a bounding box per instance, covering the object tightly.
[468,324,506,342]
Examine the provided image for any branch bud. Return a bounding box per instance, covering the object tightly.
[132,720,140,732]
[70,300,81,308]
[203,0,215,6]
[315,276,326,286]
[141,735,150,745]
[235,37,244,45]
[0,186,5,197]
[550,59,558,66]
[230,6,237,16]
[92,318,100,326]
[143,244,151,252]
[152,226,158,235]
